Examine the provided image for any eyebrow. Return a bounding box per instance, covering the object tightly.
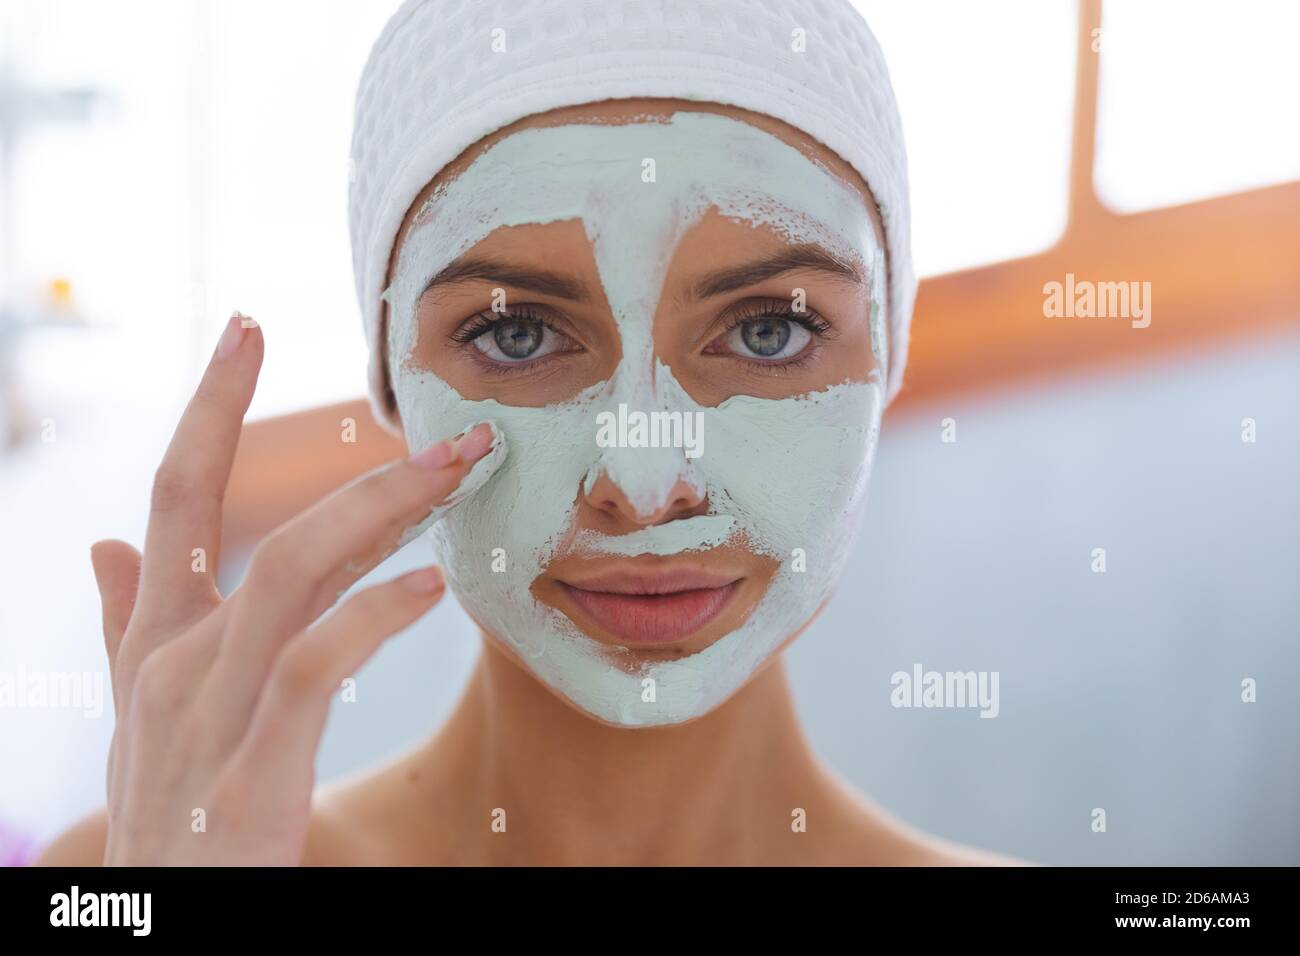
[421,255,590,302]
[419,243,862,306]
[687,244,862,301]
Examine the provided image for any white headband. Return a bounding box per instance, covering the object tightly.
[348,0,915,430]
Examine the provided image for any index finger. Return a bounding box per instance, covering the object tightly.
[236,421,504,636]
[204,423,504,724]
[136,312,264,629]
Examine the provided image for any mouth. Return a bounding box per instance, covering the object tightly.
[557,568,743,646]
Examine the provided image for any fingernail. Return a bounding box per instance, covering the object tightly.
[400,566,445,595]
[409,439,455,470]
[452,423,495,464]
[216,311,250,358]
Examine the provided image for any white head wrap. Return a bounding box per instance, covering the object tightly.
[349,0,914,429]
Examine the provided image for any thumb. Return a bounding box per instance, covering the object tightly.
[90,539,143,662]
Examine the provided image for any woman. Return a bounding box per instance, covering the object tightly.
[39,0,1014,865]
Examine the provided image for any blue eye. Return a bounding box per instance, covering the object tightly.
[706,298,833,365]
[721,315,817,362]
[478,315,545,360]
[452,306,573,365]
[735,316,809,359]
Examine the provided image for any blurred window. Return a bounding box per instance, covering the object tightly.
[854,0,1077,277]
[1095,0,1300,213]
[7,0,393,418]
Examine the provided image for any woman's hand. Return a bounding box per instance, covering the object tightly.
[92,313,498,865]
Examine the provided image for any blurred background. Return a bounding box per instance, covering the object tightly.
[1,0,1297,865]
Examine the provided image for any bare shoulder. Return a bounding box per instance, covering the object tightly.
[819,769,1029,867]
[304,752,438,866]
[30,762,413,868]
[302,783,373,866]
[32,808,109,866]
[851,810,1027,867]
[906,834,1029,866]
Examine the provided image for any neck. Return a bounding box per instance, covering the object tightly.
[419,636,835,865]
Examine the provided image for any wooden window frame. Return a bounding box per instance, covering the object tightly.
[896,0,1300,410]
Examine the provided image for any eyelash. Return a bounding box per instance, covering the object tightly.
[448,304,562,346]
[713,298,834,372]
[721,298,834,338]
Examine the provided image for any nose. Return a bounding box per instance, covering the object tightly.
[583,472,706,526]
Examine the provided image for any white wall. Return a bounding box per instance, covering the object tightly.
[788,333,1300,865]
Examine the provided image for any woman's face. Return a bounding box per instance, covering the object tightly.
[385,99,887,726]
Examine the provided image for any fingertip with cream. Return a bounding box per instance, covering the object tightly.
[451,421,495,465]
[410,421,498,470]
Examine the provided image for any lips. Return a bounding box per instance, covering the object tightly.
[558,569,742,645]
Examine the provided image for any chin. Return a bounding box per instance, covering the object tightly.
[461,566,832,729]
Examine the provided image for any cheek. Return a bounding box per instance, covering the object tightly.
[412,384,605,660]
[698,382,881,560]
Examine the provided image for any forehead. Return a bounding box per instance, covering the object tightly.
[388,97,884,276]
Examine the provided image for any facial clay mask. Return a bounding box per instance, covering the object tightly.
[388,112,886,727]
